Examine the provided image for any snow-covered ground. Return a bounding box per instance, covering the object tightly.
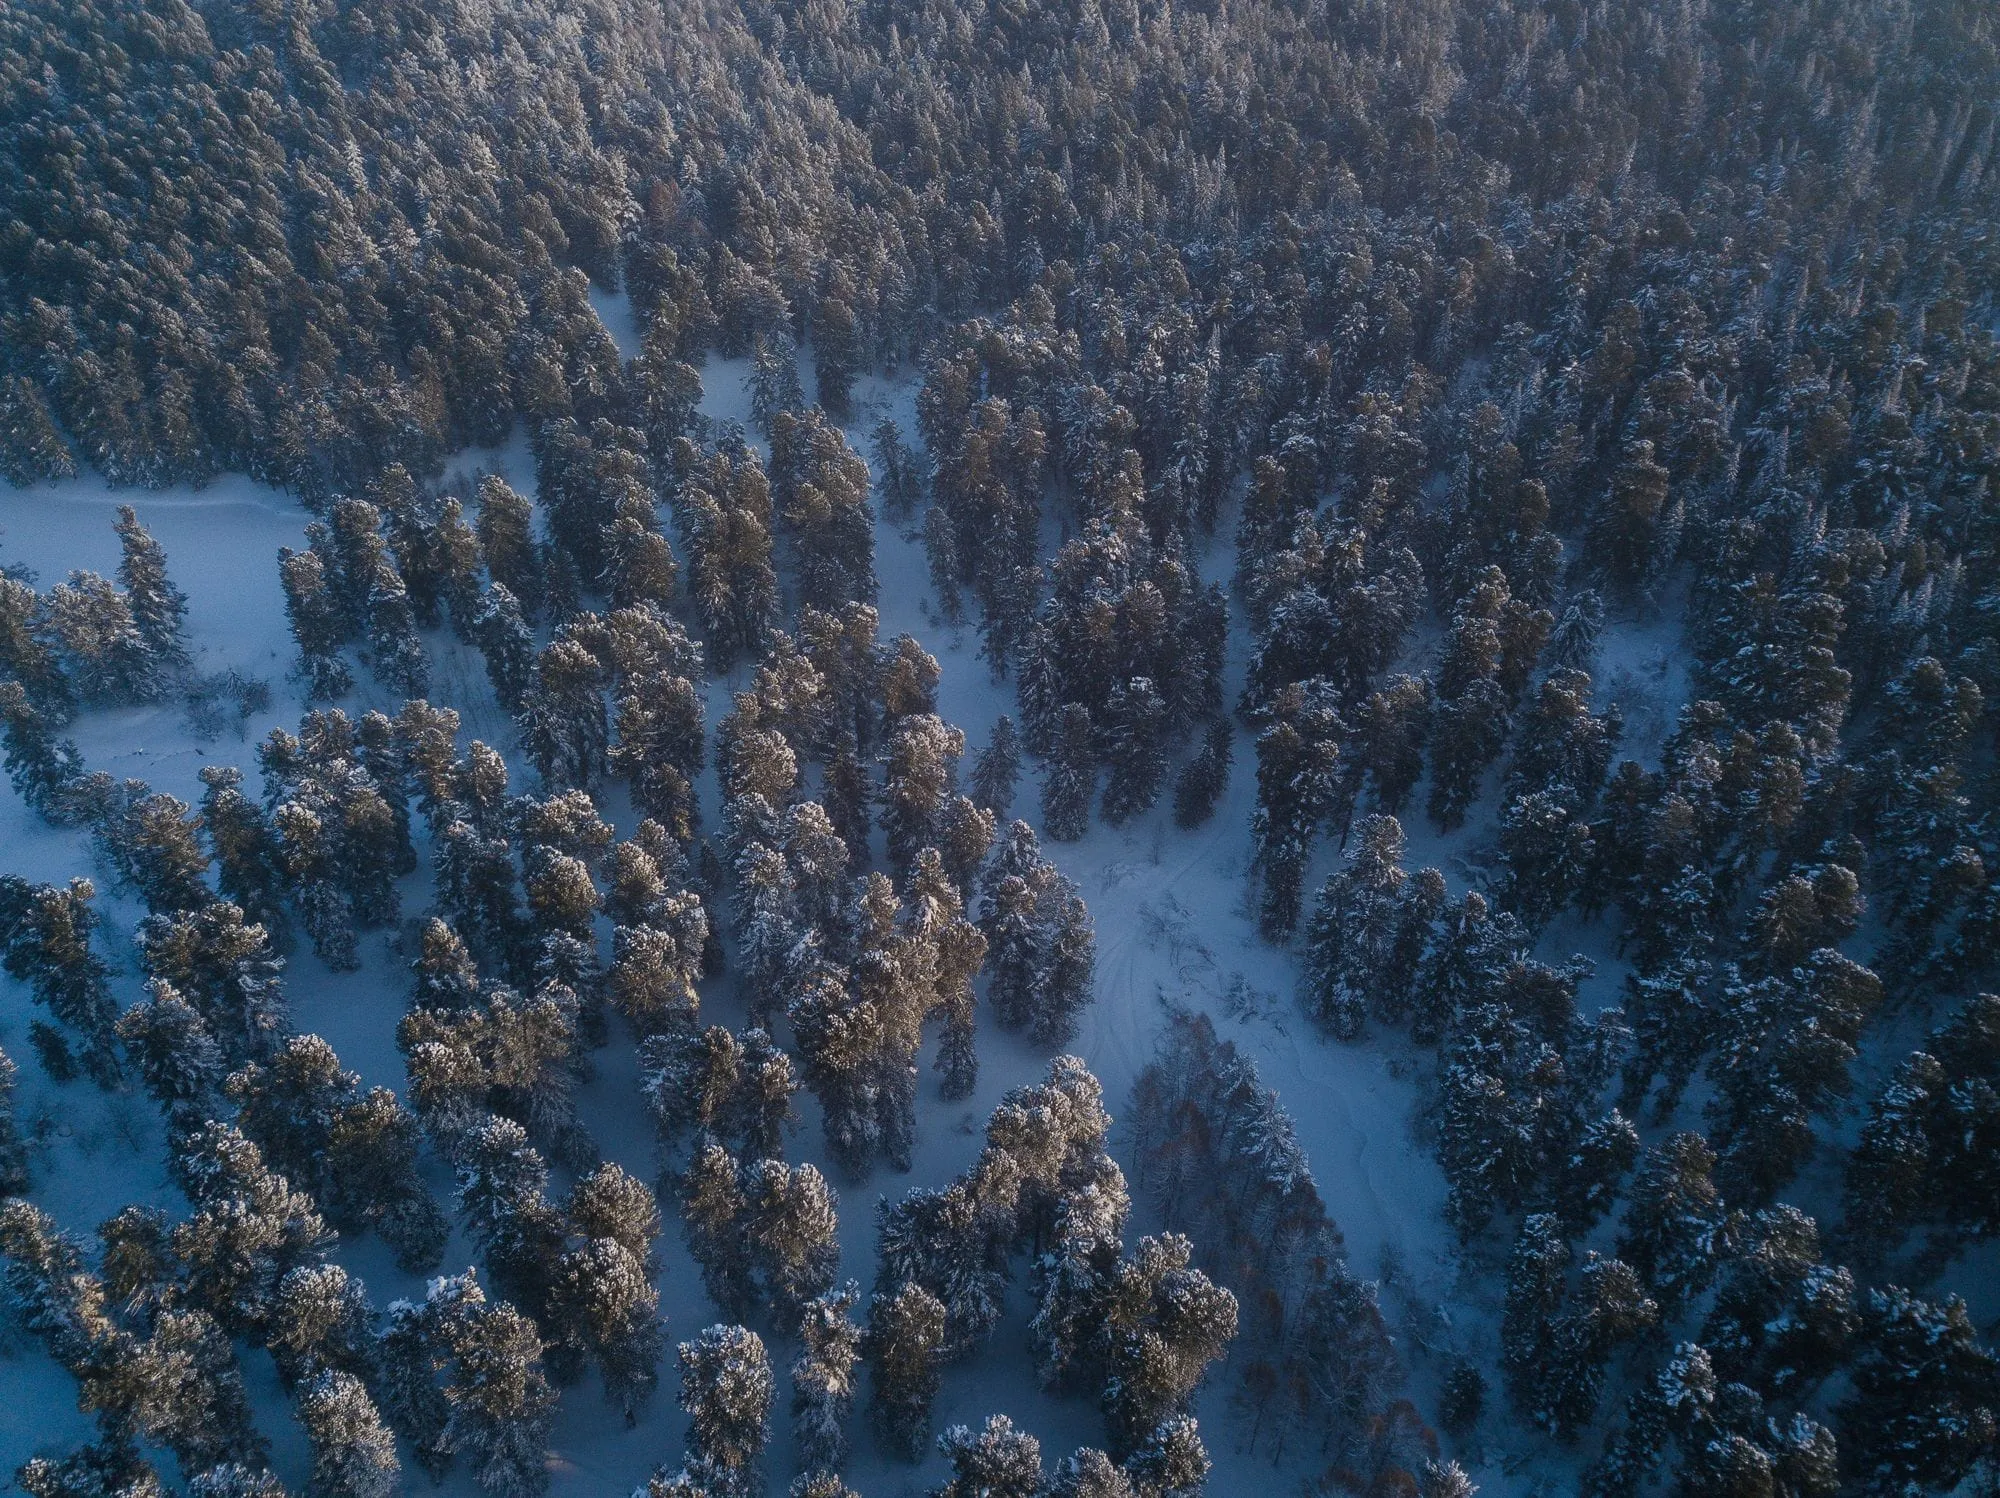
[0,297,1708,1495]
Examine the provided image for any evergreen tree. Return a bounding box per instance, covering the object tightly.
[268,1263,376,1390]
[1101,678,1169,825]
[932,1416,1042,1498]
[871,421,926,522]
[2,876,123,1085]
[866,1282,947,1461]
[1300,815,1409,1039]
[167,1122,331,1339]
[279,548,354,699]
[113,507,188,677]
[296,1371,400,1498]
[1121,1416,1211,1498]
[792,1284,862,1476]
[744,1158,842,1332]
[0,1046,29,1197]
[1046,1449,1136,1498]
[881,714,965,877]
[431,1272,557,1498]
[0,680,83,822]
[970,716,1020,820]
[1041,704,1096,842]
[1700,1205,1855,1396]
[136,902,287,1065]
[518,638,609,792]
[41,570,160,703]
[378,1296,454,1483]
[476,478,543,622]
[1838,1288,1997,1497]
[474,585,536,713]
[1099,1234,1237,1457]
[679,1324,775,1497]
[1170,719,1232,830]
[1616,1132,1738,1315]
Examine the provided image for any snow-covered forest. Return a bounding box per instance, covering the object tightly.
[1,0,1998,1494]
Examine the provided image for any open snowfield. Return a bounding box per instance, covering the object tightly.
[0,306,1714,1497]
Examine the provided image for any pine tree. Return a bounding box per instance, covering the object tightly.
[1353,675,1430,815]
[788,964,885,1179]
[518,638,609,792]
[431,1272,557,1498]
[1501,1214,1568,1420]
[1121,1416,1211,1498]
[129,1307,270,1476]
[1171,720,1232,829]
[167,1122,331,1339]
[0,1046,28,1196]
[136,902,287,1064]
[476,477,543,621]
[1541,1255,1659,1441]
[1041,704,1096,842]
[1046,1449,1136,1498]
[792,1284,862,1476]
[608,908,707,1038]
[1101,678,1169,825]
[2,876,123,1085]
[474,585,536,713]
[378,1295,454,1482]
[198,766,288,936]
[0,680,83,822]
[1700,1205,1855,1396]
[454,1117,567,1323]
[866,1282,947,1461]
[297,1371,400,1498]
[268,1263,376,1390]
[881,714,965,876]
[1099,1234,1237,1456]
[1550,1110,1639,1236]
[544,1234,662,1423]
[744,1158,842,1332]
[680,1324,775,1497]
[1616,1132,1738,1315]
[324,1088,450,1272]
[933,1416,1042,1498]
[1838,1287,1998,1497]
[113,506,189,677]
[41,570,160,703]
[681,1143,754,1318]
[970,716,1021,820]
[1300,815,1408,1039]
[279,547,354,699]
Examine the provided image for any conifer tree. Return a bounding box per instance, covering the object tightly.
[680,1324,775,1497]
[970,716,1021,820]
[297,1371,400,1498]
[1170,719,1232,830]
[0,680,83,822]
[1616,1132,1738,1315]
[792,1284,862,1477]
[1101,678,1169,825]
[933,1416,1043,1498]
[866,1283,947,1461]
[474,585,536,713]
[1041,704,1096,842]
[1099,1235,1236,1457]
[431,1272,557,1498]
[476,478,543,621]
[112,507,188,676]
[2,876,123,1085]
[1839,1287,1998,1497]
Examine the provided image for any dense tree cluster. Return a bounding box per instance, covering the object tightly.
[6,0,2000,1483]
